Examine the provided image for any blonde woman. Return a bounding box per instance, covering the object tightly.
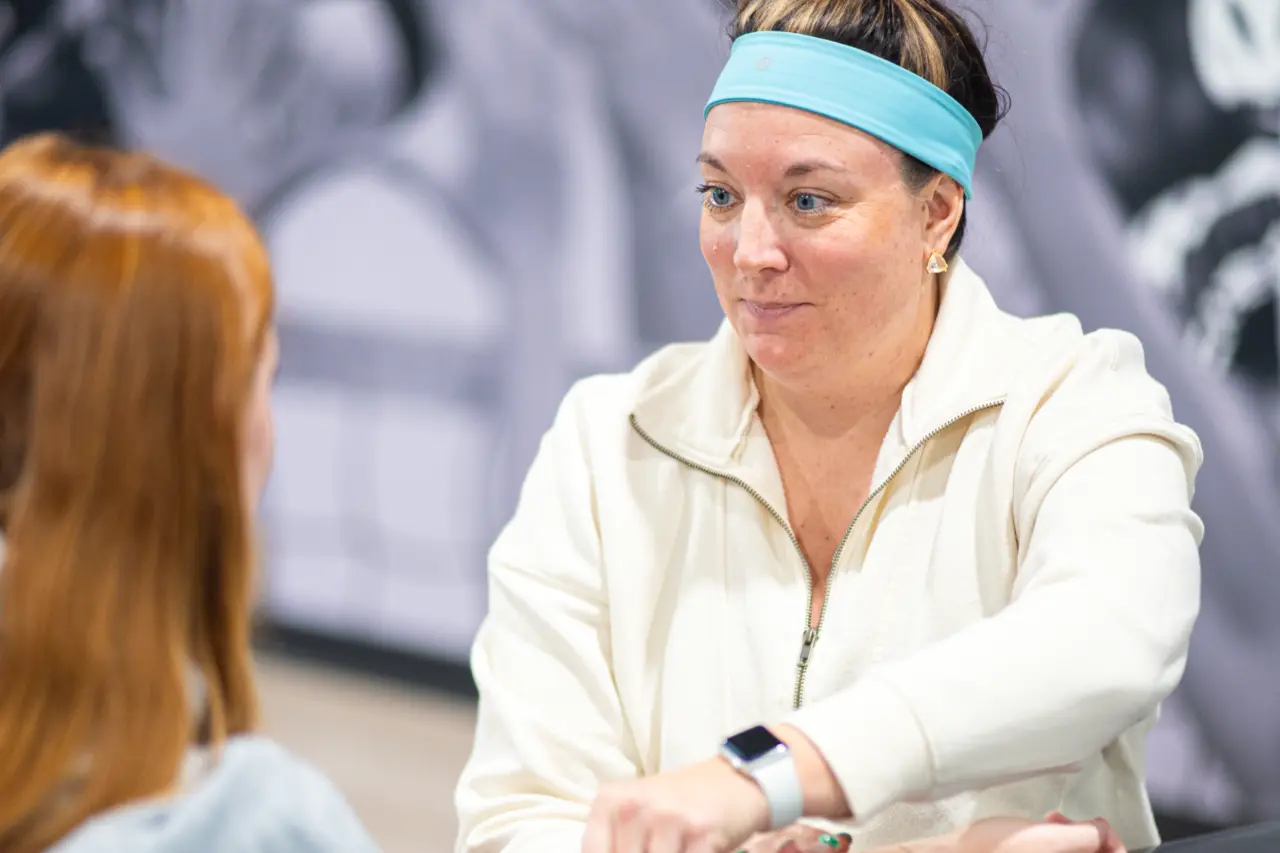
[457,1,1202,851]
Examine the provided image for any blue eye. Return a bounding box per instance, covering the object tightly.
[794,193,825,212]
[696,183,735,209]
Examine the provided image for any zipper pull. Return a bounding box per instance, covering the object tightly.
[797,627,819,669]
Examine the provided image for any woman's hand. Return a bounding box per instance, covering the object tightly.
[739,816,1120,853]
[580,760,1124,853]
[740,825,852,852]
[939,813,1126,853]
[582,758,770,853]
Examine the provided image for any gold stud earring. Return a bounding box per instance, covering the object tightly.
[926,251,948,275]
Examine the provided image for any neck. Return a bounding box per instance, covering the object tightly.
[754,361,906,445]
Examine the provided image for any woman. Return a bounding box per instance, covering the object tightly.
[0,134,378,853]
[455,1,1202,852]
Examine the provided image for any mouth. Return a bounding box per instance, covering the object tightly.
[741,299,806,320]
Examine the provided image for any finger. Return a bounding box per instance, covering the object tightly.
[687,831,719,853]
[807,829,852,853]
[1025,822,1111,853]
[781,826,843,853]
[754,827,812,853]
[802,833,844,853]
[582,802,613,853]
[1092,819,1127,853]
[1045,811,1072,824]
[1068,822,1109,853]
[615,801,646,853]
[647,815,684,853]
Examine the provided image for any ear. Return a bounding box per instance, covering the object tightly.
[921,173,965,255]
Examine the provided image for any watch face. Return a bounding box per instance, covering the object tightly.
[724,725,785,762]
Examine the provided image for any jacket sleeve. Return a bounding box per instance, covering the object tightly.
[783,331,1204,822]
[455,378,643,853]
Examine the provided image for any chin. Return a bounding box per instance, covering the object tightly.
[739,330,811,381]
[730,303,817,376]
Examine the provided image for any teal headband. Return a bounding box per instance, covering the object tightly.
[704,31,982,198]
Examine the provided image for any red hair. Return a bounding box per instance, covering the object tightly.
[0,134,273,852]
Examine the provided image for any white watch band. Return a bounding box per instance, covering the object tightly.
[751,753,805,830]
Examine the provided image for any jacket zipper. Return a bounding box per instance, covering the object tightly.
[629,398,1004,710]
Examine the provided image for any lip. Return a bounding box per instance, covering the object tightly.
[741,300,805,320]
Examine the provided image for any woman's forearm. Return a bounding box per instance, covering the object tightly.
[772,724,851,819]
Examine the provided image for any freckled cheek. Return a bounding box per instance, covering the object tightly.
[699,219,737,269]
[797,236,892,322]
[796,233,866,290]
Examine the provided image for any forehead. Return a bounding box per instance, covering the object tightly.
[700,101,901,179]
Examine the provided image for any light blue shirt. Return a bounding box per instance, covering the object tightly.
[50,737,382,853]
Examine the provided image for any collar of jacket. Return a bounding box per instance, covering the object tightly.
[630,259,1020,469]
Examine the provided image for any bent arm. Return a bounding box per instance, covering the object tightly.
[455,380,642,853]
[784,414,1202,821]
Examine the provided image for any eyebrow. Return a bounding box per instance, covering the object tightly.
[782,159,848,177]
[696,152,848,178]
[696,152,728,171]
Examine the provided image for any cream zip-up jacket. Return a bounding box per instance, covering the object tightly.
[456,262,1203,853]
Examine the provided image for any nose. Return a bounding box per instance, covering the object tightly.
[733,198,788,275]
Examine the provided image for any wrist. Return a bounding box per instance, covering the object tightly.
[714,755,773,834]
[719,725,805,830]
[770,724,851,819]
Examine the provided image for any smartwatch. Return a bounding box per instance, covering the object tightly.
[719,725,805,830]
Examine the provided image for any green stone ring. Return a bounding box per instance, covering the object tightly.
[819,834,841,849]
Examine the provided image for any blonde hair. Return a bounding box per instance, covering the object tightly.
[0,134,272,853]
[728,0,1006,257]
[733,0,964,86]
